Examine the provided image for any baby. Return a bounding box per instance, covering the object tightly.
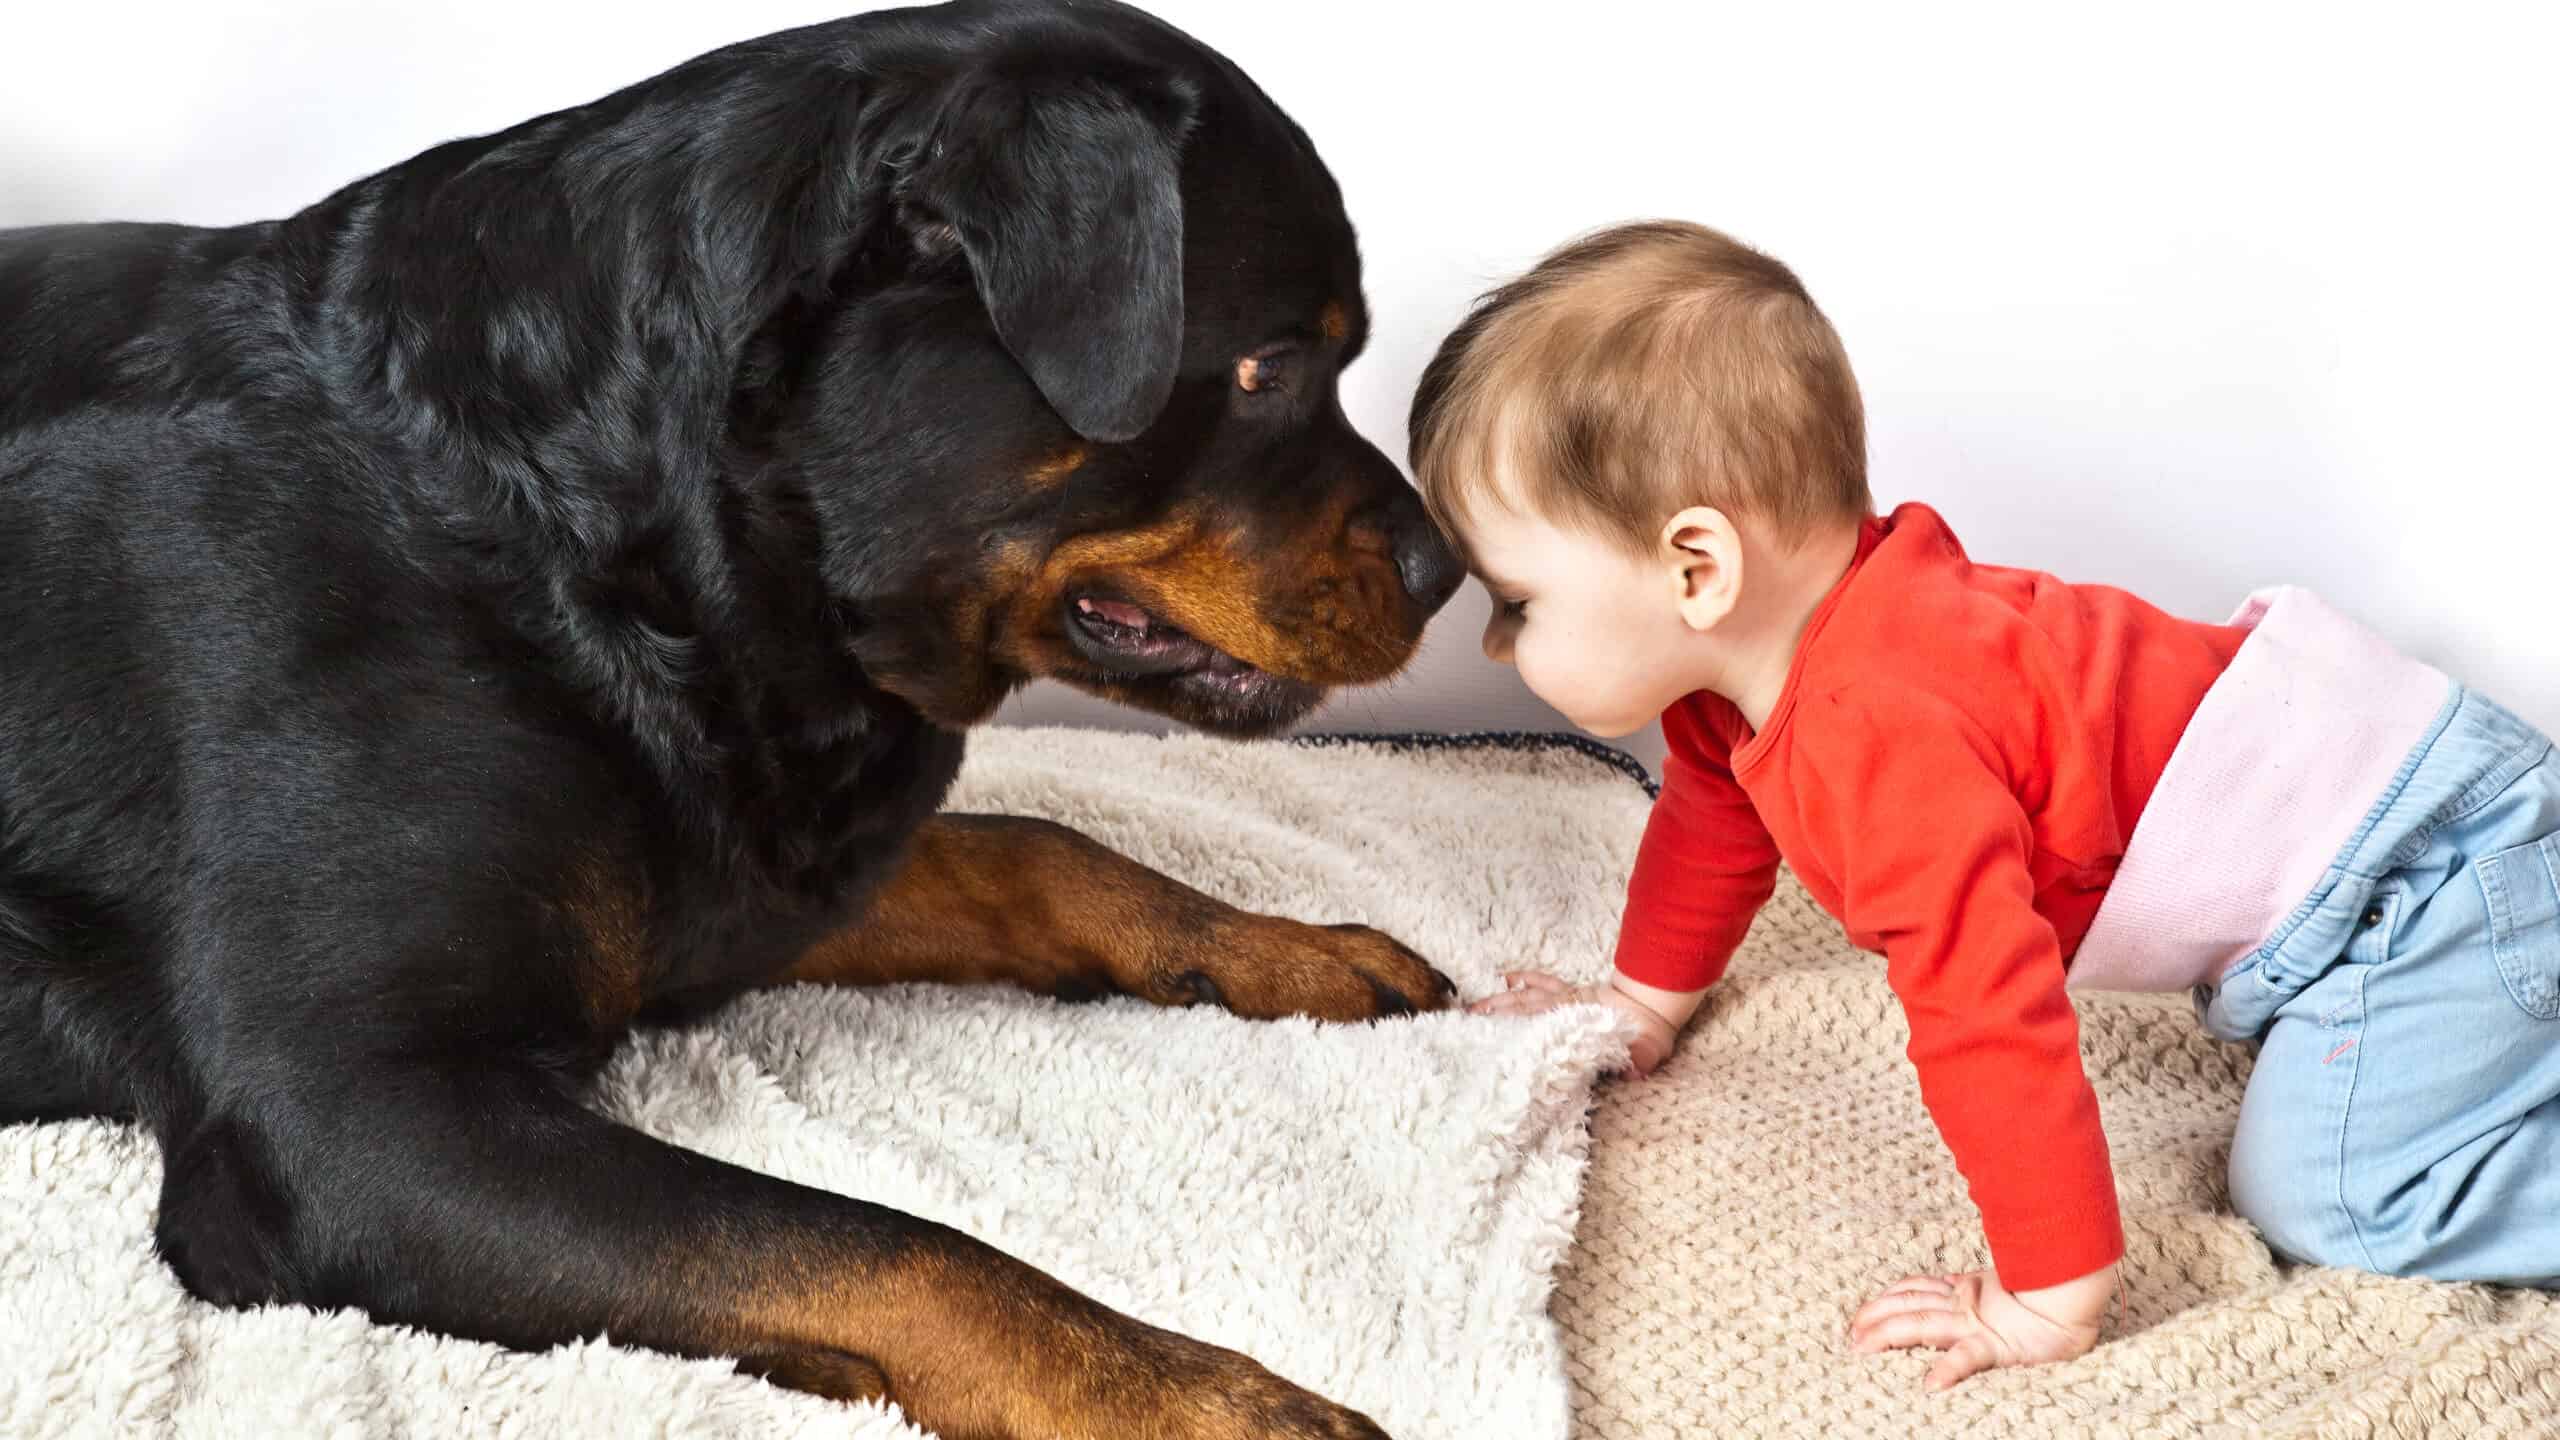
[1416,220,2560,1387]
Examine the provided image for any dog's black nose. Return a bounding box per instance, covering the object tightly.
[1393,516,1464,615]
[1344,433,1465,616]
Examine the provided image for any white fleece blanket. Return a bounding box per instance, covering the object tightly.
[0,727,1648,1440]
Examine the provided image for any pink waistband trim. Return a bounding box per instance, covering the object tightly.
[2067,587,2451,993]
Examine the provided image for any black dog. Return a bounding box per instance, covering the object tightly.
[0,3,1463,1433]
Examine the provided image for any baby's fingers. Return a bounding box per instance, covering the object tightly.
[1850,1303,2009,1391]
[1469,987,1564,1017]
[1925,1335,2002,1392]
[1848,1306,1974,1357]
[1624,1029,1670,1077]
[1849,1288,1958,1340]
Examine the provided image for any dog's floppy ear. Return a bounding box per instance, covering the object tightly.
[903,67,1198,444]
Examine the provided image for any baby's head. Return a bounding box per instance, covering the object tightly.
[1408,221,1870,735]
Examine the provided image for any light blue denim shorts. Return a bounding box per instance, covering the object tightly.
[2199,687,2560,1286]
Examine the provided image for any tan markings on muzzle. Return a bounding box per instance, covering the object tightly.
[1020,502,1417,687]
[1319,301,1349,341]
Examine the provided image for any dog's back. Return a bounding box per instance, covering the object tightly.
[0,223,251,1115]
[1,220,289,427]
[1,220,269,865]
[0,214,584,1124]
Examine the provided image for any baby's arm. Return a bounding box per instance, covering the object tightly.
[1472,698,1770,1073]
[1469,970,1704,1075]
[1798,690,2128,1386]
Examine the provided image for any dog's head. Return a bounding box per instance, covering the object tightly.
[742,1,1459,737]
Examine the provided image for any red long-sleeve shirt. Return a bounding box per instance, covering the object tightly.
[1615,502,2247,1288]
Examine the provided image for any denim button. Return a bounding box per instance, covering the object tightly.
[2361,903,2387,929]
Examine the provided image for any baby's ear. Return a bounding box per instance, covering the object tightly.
[1663,509,1719,553]
[1661,506,1742,629]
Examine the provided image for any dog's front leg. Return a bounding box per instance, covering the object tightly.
[151,1059,1386,1439]
[782,814,1454,1020]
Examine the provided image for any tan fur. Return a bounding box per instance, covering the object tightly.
[1024,444,1090,489]
[751,815,1448,1431]
[785,817,1445,1022]
[560,852,652,1030]
[997,499,1415,690]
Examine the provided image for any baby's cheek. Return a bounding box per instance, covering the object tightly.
[1520,647,1610,730]
[1511,640,1574,710]
[1568,659,1663,737]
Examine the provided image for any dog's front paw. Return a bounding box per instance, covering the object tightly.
[1160,915,1454,1022]
[1081,1328,1390,1440]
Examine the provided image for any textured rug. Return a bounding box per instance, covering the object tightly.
[1553,841,2560,1439]
[12,726,2555,1439]
[0,727,1647,1440]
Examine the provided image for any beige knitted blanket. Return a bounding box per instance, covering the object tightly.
[1554,855,2560,1437]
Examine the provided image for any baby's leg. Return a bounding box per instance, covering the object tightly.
[2229,757,2560,1287]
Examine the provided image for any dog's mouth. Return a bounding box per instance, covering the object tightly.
[1062,591,1322,729]
[1066,593,1261,685]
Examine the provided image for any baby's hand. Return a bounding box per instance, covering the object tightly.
[1468,971,1679,1076]
[1848,1262,2116,1390]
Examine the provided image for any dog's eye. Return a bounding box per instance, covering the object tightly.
[1235,347,1294,394]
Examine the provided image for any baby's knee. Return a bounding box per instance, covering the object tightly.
[2231,1082,2560,1285]
[2339,1115,2560,1286]
[2225,1100,2358,1271]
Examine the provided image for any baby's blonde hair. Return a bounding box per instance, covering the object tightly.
[1409,220,1870,558]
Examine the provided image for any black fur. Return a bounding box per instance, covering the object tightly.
[0,2,1451,1429]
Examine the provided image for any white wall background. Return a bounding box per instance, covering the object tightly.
[8,1,2553,773]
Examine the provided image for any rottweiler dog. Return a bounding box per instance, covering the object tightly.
[0,2,1463,1434]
